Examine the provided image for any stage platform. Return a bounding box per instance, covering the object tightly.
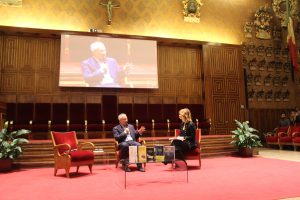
[16,134,237,168]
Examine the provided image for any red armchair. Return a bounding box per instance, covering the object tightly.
[51,131,95,178]
[292,127,300,150]
[265,126,289,148]
[175,128,201,169]
[278,126,300,150]
[114,139,146,168]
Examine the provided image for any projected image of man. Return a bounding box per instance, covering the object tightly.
[81,41,123,87]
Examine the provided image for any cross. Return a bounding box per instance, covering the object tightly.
[100,0,120,25]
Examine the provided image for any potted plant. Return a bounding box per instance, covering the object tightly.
[230,119,262,157]
[0,122,30,172]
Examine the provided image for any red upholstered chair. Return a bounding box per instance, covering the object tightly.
[175,128,201,169]
[278,126,300,150]
[265,126,289,148]
[51,131,95,178]
[114,138,146,168]
[291,126,300,150]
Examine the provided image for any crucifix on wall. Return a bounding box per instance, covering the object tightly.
[100,0,120,25]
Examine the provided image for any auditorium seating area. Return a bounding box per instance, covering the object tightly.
[265,125,300,151]
[4,99,211,140]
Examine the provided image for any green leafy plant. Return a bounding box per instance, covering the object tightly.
[0,123,30,160]
[231,119,262,149]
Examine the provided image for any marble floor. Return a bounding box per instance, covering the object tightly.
[258,147,300,162]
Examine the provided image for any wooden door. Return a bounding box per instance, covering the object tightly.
[203,45,246,134]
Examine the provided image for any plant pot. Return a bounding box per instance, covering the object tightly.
[0,158,13,172]
[239,147,253,157]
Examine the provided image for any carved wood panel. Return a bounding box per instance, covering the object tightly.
[0,34,203,106]
[248,108,291,133]
[203,45,246,134]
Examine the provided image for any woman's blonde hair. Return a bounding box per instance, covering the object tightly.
[179,108,192,122]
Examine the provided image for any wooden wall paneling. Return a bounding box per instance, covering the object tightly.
[16,103,34,124]
[52,103,68,124]
[0,34,208,132]
[34,103,51,124]
[162,104,177,123]
[35,95,52,103]
[132,104,148,123]
[158,45,202,101]
[0,33,3,85]
[118,96,133,104]
[16,37,36,94]
[248,108,291,133]
[188,104,204,121]
[2,36,19,73]
[148,96,162,104]
[35,38,60,94]
[203,45,246,134]
[46,39,60,94]
[17,95,34,103]
[0,72,18,93]
[51,95,69,103]
[102,95,117,124]
[119,104,133,122]
[86,95,102,103]
[148,104,163,122]
[86,103,102,124]
[69,103,85,124]
[6,103,16,122]
[177,96,189,104]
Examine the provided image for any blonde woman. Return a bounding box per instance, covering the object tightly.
[172,108,196,161]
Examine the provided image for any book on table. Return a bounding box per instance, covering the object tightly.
[138,146,147,163]
[154,145,164,162]
[164,146,175,162]
[146,147,155,162]
[129,146,138,163]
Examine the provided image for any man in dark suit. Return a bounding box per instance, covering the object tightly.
[113,113,146,172]
[81,41,124,87]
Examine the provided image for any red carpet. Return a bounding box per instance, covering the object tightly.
[1,157,300,200]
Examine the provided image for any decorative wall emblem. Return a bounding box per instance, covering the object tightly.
[281,48,289,58]
[283,62,291,72]
[182,0,203,23]
[249,58,257,70]
[273,47,282,57]
[242,57,247,68]
[248,89,255,101]
[258,59,266,71]
[247,42,256,55]
[272,26,282,41]
[282,89,290,101]
[282,75,289,86]
[256,44,265,56]
[274,90,282,101]
[242,43,247,55]
[254,74,262,85]
[256,90,265,101]
[254,5,272,39]
[244,22,253,38]
[272,0,299,27]
[274,61,283,71]
[267,61,275,71]
[265,46,273,57]
[264,74,272,86]
[246,73,253,86]
[265,90,273,101]
[273,75,281,86]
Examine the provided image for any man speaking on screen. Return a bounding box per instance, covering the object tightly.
[81,41,126,87]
